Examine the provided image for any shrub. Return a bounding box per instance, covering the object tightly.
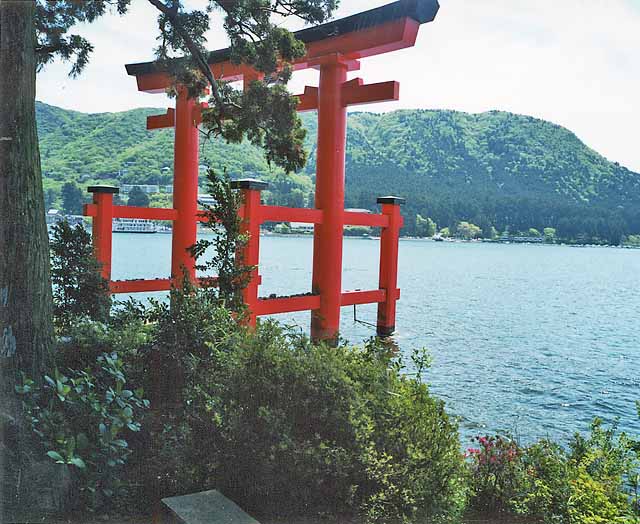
[49,220,111,332]
[468,420,640,523]
[566,419,638,524]
[466,434,524,513]
[172,323,465,523]
[511,439,570,519]
[16,353,149,510]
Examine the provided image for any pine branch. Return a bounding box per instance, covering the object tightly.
[147,0,226,121]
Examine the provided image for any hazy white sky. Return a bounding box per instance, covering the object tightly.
[36,0,640,172]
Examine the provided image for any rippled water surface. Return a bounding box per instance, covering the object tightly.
[112,234,640,444]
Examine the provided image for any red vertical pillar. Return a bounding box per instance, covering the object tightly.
[171,88,200,284]
[311,55,348,344]
[376,196,405,337]
[231,179,267,327]
[87,185,119,283]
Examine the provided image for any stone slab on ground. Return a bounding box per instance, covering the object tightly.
[161,489,261,524]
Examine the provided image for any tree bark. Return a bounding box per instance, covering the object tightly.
[0,0,54,513]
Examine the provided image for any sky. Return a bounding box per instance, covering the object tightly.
[36,0,640,172]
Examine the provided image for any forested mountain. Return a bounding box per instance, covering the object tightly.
[37,101,640,243]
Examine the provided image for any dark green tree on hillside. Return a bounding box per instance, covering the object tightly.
[127,185,150,207]
[1,0,337,512]
[60,181,83,214]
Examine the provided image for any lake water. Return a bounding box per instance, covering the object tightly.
[111,234,640,445]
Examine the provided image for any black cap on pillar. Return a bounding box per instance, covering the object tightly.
[230,179,269,191]
[377,195,405,205]
[88,185,120,194]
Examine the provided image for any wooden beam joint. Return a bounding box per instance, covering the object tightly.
[342,78,399,107]
[147,108,175,130]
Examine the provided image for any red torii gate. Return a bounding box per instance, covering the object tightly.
[84,0,439,342]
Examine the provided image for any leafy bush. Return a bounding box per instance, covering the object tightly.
[466,434,523,513]
[467,419,640,523]
[49,220,111,331]
[164,320,465,523]
[16,353,149,510]
[511,439,570,519]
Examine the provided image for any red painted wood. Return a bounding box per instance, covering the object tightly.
[110,278,172,294]
[296,86,319,112]
[341,80,399,107]
[146,108,175,130]
[305,18,419,62]
[340,289,386,306]
[89,193,115,281]
[237,189,263,327]
[343,211,388,228]
[171,90,200,283]
[85,204,178,221]
[260,206,323,224]
[123,8,418,342]
[377,202,403,336]
[311,56,348,343]
[114,206,178,220]
[109,276,221,294]
[133,18,419,93]
[136,71,171,93]
[254,295,321,316]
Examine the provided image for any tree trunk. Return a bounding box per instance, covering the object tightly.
[0,0,54,513]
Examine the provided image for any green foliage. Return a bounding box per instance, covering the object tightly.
[60,181,84,214]
[167,319,465,522]
[543,227,557,243]
[190,169,251,313]
[625,234,640,247]
[466,435,523,513]
[100,282,464,522]
[36,0,132,77]
[344,225,372,237]
[150,0,337,173]
[273,222,292,234]
[126,185,149,207]
[49,220,111,331]
[415,214,437,237]
[466,419,640,523]
[37,103,640,244]
[16,353,149,510]
[36,0,338,175]
[455,221,481,240]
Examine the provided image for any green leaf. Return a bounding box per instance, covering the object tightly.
[69,457,86,469]
[47,450,65,462]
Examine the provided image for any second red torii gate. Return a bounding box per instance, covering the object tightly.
[85,0,439,342]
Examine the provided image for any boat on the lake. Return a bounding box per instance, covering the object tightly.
[112,218,157,233]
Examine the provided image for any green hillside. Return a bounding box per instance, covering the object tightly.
[37,101,640,243]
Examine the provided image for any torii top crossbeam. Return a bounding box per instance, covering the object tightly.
[116,0,439,343]
[125,0,439,91]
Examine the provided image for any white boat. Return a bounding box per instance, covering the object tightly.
[112,218,157,233]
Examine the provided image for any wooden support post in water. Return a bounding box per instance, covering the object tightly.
[311,55,349,345]
[377,196,405,337]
